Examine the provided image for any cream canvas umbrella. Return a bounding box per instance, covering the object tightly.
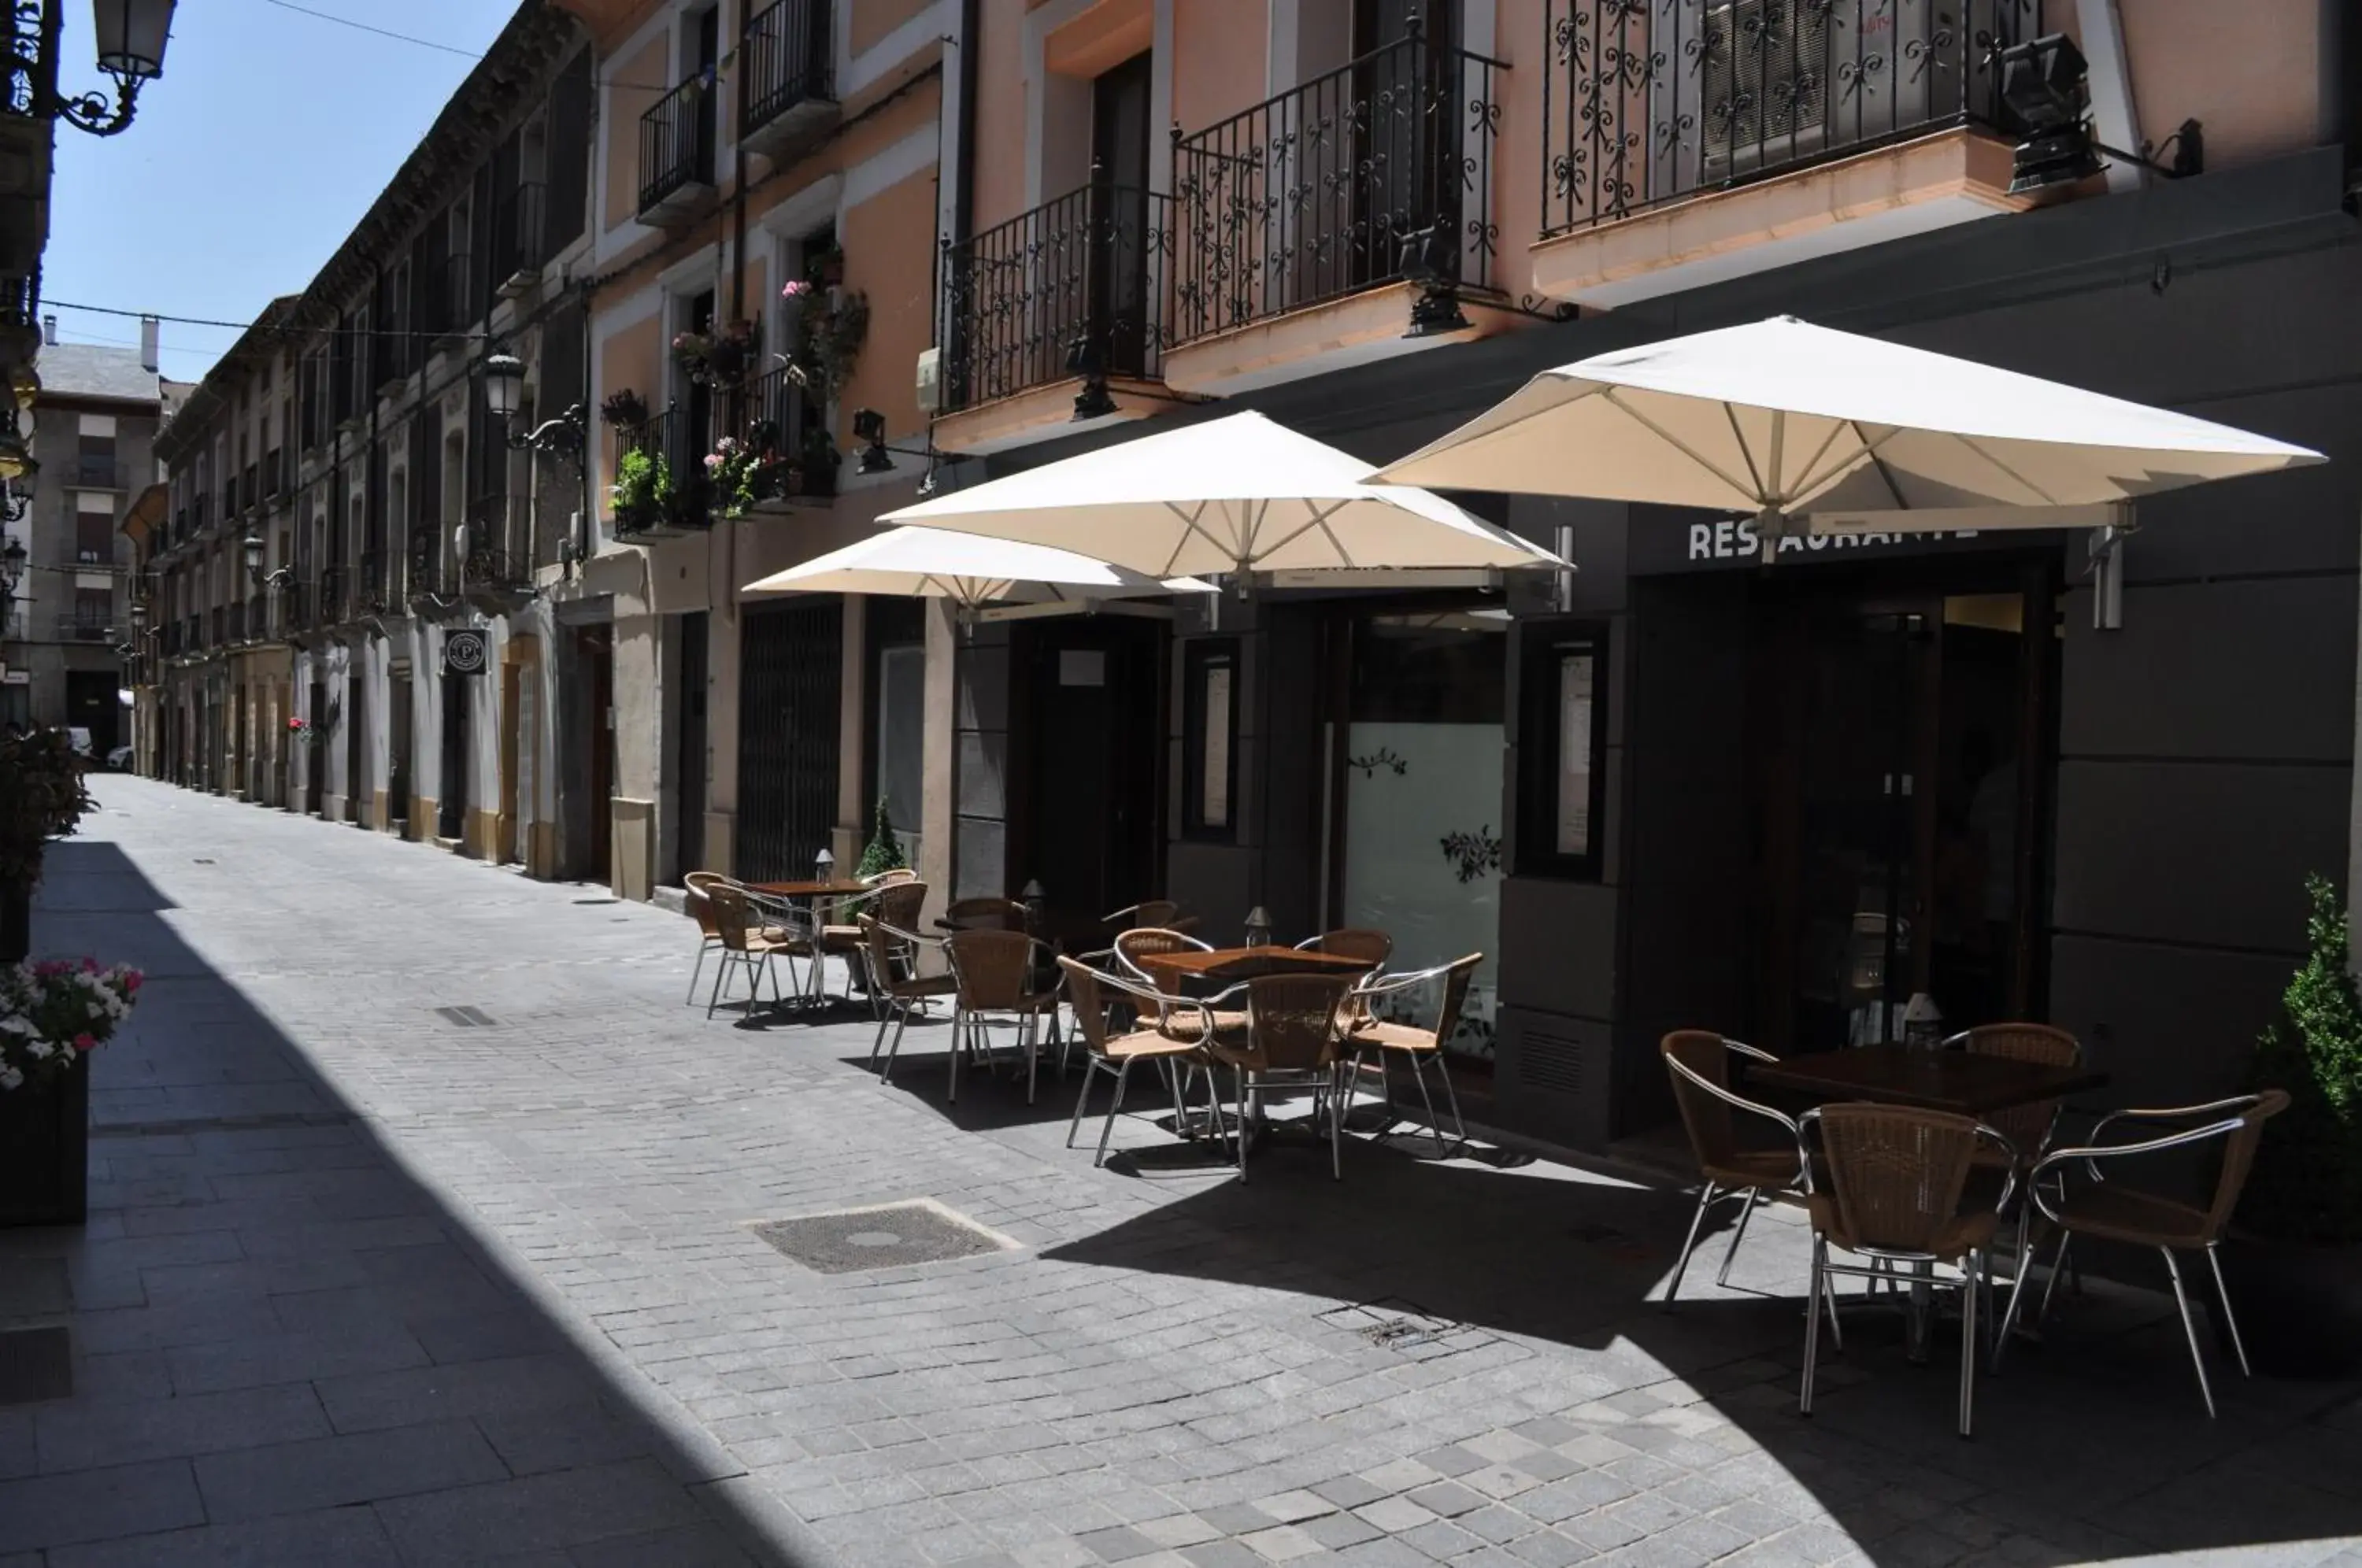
[1376,316,2323,544]
[741,526,1212,613]
[881,411,1565,579]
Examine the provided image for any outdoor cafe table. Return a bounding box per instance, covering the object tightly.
[1744,1043,2108,1118]
[744,880,874,1005]
[1130,945,1376,988]
[1745,1042,2110,1360]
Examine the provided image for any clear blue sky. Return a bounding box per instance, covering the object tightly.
[43,0,520,383]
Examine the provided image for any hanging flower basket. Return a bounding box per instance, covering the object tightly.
[599,388,649,428]
[0,958,143,1227]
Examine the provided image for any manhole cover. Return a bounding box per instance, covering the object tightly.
[1316,1296,1498,1361]
[0,1326,71,1406]
[750,1200,1014,1274]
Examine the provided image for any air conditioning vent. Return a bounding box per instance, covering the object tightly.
[1517,1023,1587,1097]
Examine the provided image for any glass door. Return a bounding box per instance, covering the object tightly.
[1333,607,1506,1059]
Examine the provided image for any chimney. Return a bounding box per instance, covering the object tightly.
[39,314,55,347]
[139,315,159,373]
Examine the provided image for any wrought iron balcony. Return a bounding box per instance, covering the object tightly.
[939,179,1172,415]
[73,455,119,488]
[493,182,549,294]
[740,0,834,154]
[610,407,710,536]
[1540,0,2033,238]
[1172,24,1503,345]
[57,616,114,642]
[744,364,835,501]
[639,72,716,220]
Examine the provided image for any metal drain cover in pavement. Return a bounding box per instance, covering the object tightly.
[751,1200,1015,1274]
[1316,1296,1499,1361]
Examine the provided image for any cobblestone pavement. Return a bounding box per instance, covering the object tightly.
[3,778,2359,1566]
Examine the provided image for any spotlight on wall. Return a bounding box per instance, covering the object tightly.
[1999,34,2101,194]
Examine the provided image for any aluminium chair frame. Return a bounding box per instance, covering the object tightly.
[1660,1036,1806,1305]
[1342,957,1473,1157]
[1057,956,1220,1167]
[943,928,1061,1104]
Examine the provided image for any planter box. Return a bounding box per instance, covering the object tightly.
[0,1063,88,1228]
[2220,1235,2362,1378]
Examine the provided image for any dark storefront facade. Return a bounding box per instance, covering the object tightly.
[950,146,2360,1152]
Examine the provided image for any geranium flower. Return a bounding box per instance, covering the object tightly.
[782,279,809,299]
[72,1034,94,1052]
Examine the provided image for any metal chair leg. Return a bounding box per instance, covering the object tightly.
[1329,1063,1343,1181]
[1959,1248,1981,1439]
[1234,1065,1249,1181]
[1994,1226,2034,1373]
[2035,1230,2074,1330]
[1716,1189,1760,1288]
[947,1005,964,1102]
[705,951,737,1019]
[1405,1050,1448,1157]
[2205,1243,2251,1378]
[1820,1252,1844,1352]
[1664,1182,1718,1309]
[1094,1058,1133,1167]
[2163,1248,2218,1418]
[1433,1045,1468,1149]
[1066,1057,1101,1148]
[1801,1237,1825,1416]
[687,940,714,1004]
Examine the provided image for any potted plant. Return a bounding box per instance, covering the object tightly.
[705,436,760,521]
[855,797,908,881]
[702,320,759,388]
[785,424,840,498]
[0,727,91,963]
[2225,873,2362,1374]
[611,444,675,534]
[669,330,715,384]
[599,387,649,428]
[779,276,870,405]
[0,959,143,1226]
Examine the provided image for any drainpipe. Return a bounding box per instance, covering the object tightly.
[2072,0,2143,194]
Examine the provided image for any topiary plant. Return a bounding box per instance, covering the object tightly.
[2242,874,2362,1243]
[854,797,907,881]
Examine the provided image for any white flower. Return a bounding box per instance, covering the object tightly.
[85,1001,102,1019]
[25,1041,50,1060]
[0,1067,20,1090]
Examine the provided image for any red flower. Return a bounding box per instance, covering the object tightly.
[80,957,97,973]
[122,971,142,993]
[72,1033,94,1052]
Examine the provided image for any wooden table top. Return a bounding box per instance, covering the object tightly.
[1132,946,1378,986]
[746,879,872,899]
[1747,1045,2108,1117]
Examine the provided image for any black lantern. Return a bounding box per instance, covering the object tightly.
[481,346,583,453]
[240,528,265,581]
[128,598,146,628]
[0,535,26,599]
[92,0,176,80]
[482,350,525,420]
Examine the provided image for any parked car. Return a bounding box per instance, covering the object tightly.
[105,745,133,771]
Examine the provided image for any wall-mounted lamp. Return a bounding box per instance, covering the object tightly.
[13,0,178,139]
[483,349,583,453]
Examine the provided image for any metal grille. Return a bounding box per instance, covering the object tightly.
[1541,0,2032,238]
[741,0,833,135]
[639,72,716,213]
[736,599,842,883]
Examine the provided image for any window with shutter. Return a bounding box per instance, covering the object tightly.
[546,49,592,251]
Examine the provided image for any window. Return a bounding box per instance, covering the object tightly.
[75,512,112,564]
[1183,639,1238,839]
[1516,620,1608,879]
[76,434,117,489]
[72,586,111,629]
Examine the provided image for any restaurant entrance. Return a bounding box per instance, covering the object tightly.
[1744,561,2059,1054]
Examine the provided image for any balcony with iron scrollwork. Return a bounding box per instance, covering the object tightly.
[1532,0,2043,308]
[609,406,711,539]
[935,178,1176,455]
[458,494,536,608]
[739,0,835,160]
[742,363,835,505]
[639,71,716,225]
[1165,23,1515,397]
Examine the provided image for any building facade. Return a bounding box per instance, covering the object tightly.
[3,334,178,751]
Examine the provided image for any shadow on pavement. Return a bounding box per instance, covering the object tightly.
[1041,1108,2362,1563]
[0,839,824,1565]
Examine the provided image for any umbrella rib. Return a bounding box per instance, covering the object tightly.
[1253,500,1352,568]
[1786,419,1849,500]
[1160,501,1216,579]
[1954,435,2062,505]
[1831,420,1911,508]
[1602,388,1767,506]
[1723,402,1766,496]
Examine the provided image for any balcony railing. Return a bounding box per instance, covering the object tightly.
[611,407,710,534]
[1540,0,2034,237]
[745,363,835,501]
[57,616,113,642]
[939,180,1172,414]
[493,183,549,288]
[741,0,833,139]
[639,73,716,216]
[1172,25,1503,345]
[74,456,119,488]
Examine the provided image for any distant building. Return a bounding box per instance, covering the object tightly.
[2,324,182,752]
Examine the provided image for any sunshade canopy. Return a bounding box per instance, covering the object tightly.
[1377,316,2323,536]
[740,527,1211,608]
[882,411,1566,576]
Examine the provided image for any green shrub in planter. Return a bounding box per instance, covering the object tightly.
[855,798,907,882]
[2228,874,2362,1374]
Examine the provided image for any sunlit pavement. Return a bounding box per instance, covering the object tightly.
[2,776,2357,1566]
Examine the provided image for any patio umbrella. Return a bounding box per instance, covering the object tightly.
[1375,316,2324,542]
[880,411,1565,579]
[739,526,1212,612]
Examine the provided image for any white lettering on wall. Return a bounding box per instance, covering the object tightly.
[1684,521,1980,562]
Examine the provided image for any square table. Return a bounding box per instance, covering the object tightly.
[744,880,876,1005]
[1746,1044,2105,1116]
[1131,945,1377,988]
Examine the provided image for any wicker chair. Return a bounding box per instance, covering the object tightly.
[1995,1090,2289,1417]
[1296,929,1394,968]
[861,914,957,1082]
[944,928,1061,1104]
[1949,1023,2082,1170]
[1113,928,1249,1045]
[864,867,920,888]
[853,881,929,1004]
[1107,899,1188,932]
[1659,1032,1810,1304]
[939,897,1030,933]
[1343,954,1479,1156]
[1207,973,1356,1182]
[702,885,802,1019]
[681,873,729,1005]
[1799,1104,2017,1437]
[1057,956,1216,1167]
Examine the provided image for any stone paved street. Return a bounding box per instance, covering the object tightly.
[3,777,2360,1566]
